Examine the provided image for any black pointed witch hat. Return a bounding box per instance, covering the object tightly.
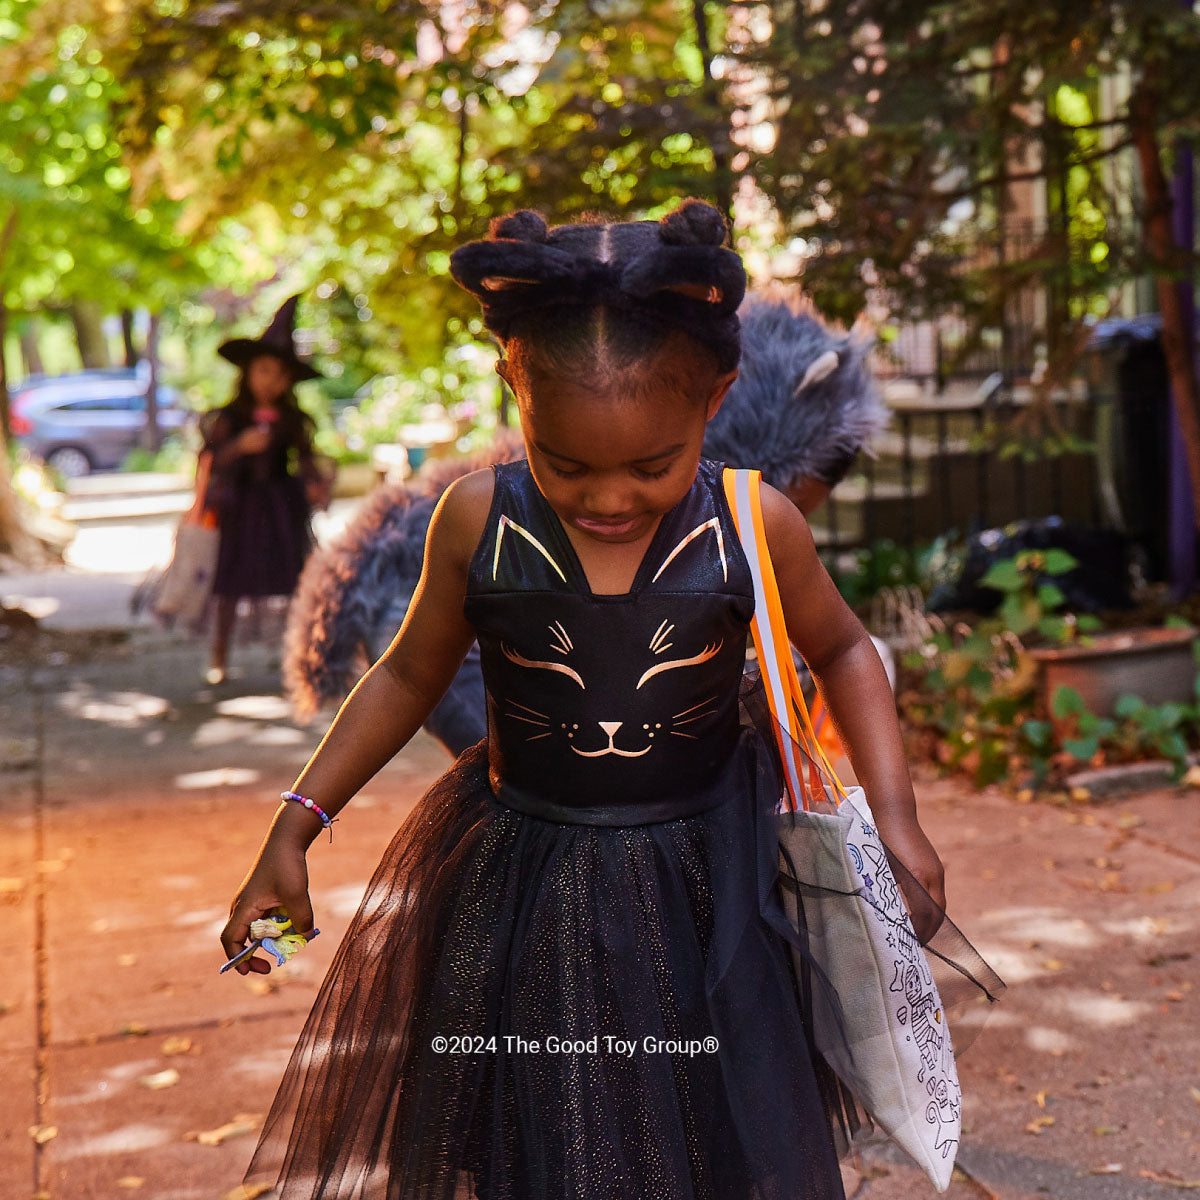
[217,294,322,381]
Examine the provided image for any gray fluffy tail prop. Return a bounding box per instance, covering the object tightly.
[283,433,524,723]
[284,485,436,723]
[703,295,888,491]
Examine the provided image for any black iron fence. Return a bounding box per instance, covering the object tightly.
[815,386,1113,587]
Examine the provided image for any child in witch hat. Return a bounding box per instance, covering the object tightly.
[199,294,329,684]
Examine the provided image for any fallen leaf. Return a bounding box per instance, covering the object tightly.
[35,859,66,874]
[0,877,25,897]
[117,1178,145,1190]
[222,1185,275,1200]
[1035,1090,1048,1109]
[1166,991,1185,1003]
[246,977,278,996]
[1139,1169,1200,1188]
[161,1035,193,1055]
[1116,813,1143,829]
[138,1068,180,1090]
[117,954,137,967]
[1088,1164,1123,1176]
[1143,881,1177,895]
[28,1124,57,1144]
[1094,1125,1121,1136]
[1041,959,1066,972]
[186,1113,261,1147]
[1070,786,1091,803]
[119,1022,149,1037]
[1183,765,1200,788]
[1026,1116,1056,1134]
[1190,1087,1200,1106]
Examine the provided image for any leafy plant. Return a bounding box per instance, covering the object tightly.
[977,548,1101,644]
[901,551,1199,788]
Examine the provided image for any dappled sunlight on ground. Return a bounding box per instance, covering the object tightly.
[1046,989,1155,1028]
[59,1122,175,1160]
[316,881,378,919]
[64,523,176,576]
[174,767,262,789]
[57,687,170,725]
[214,695,295,721]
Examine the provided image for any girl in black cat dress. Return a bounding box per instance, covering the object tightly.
[222,201,997,1200]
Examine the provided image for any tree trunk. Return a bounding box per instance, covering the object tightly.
[142,312,162,452]
[691,0,734,222]
[18,322,44,378]
[121,309,138,367]
[1130,84,1200,517]
[0,208,15,439]
[0,297,9,442]
[0,205,34,562]
[0,427,33,562]
[68,300,110,368]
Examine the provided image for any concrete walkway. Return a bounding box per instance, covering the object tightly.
[0,629,1197,1199]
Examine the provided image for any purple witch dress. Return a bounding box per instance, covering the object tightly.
[202,404,315,600]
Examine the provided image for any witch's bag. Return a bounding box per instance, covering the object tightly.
[152,452,220,629]
[724,466,983,1192]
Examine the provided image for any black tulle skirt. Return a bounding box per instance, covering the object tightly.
[244,684,1000,1200]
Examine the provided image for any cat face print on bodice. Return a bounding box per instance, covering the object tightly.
[464,460,755,823]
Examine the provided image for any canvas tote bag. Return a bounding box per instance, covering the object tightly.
[723,467,962,1192]
[154,452,220,629]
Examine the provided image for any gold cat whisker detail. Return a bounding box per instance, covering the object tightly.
[674,697,717,719]
[674,709,717,726]
[508,700,550,719]
[507,712,550,727]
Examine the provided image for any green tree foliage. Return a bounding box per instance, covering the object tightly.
[73,0,738,376]
[750,0,1200,323]
[747,0,1200,507]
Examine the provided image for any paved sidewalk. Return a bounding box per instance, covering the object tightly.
[0,631,1197,1199]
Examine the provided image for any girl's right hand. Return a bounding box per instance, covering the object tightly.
[220,838,315,975]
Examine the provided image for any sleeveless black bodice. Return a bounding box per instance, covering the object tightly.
[464,459,755,824]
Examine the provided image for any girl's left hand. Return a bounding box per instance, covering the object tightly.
[878,820,946,945]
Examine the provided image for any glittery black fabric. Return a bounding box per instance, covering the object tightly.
[243,463,868,1199]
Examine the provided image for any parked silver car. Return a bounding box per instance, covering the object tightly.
[11,375,188,477]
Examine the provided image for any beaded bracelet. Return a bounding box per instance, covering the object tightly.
[281,791,338,842]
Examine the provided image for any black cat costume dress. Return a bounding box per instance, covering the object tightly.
[245,459,931,1199]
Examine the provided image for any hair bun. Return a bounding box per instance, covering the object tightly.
[658,199,728,247]
[489,211,549,243]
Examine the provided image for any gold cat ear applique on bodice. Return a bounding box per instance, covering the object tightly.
[463,460,757,823]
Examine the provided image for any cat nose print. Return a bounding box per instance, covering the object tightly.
[598,721,623,738]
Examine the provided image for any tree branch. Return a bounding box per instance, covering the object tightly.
[866,137,1135,203]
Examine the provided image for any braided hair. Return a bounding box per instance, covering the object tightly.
[449,199,746,402]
